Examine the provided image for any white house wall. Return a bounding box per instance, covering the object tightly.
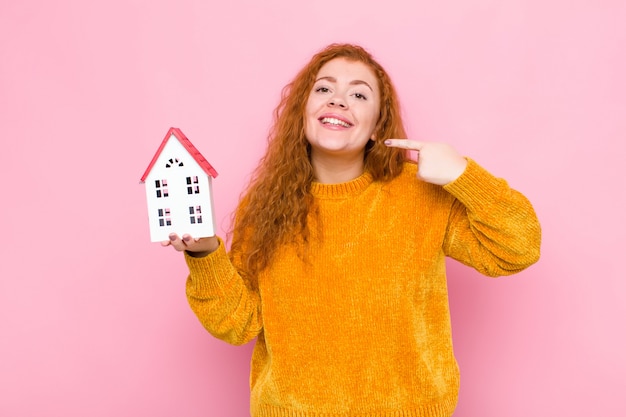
[144,136,217,242]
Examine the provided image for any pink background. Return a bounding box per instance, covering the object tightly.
[1,0,625,416]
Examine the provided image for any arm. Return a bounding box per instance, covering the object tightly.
[384,140,541,276]
[165,234,263,345]
[442,159,541,276]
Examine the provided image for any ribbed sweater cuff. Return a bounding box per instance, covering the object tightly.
[443,158,506,212]
[254,396,458,417]
[184,237,236,296]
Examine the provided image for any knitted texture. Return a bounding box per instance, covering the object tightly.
[184,159,541,417]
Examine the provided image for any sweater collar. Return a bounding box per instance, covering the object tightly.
[310,171,374,199]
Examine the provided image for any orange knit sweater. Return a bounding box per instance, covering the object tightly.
[184,159,541,417]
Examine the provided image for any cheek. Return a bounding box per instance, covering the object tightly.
[365,108,381,132]
[304,98,324,128]
[305,95,322,115]
[305,101,315,119]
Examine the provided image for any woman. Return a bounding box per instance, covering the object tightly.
[164,43,541,417]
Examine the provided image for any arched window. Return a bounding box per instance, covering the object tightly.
[165,158,184,168]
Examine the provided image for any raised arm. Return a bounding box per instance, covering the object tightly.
[442,160,541,276]
[384,139,541,276]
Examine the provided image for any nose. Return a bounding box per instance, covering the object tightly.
[328,94,347,109]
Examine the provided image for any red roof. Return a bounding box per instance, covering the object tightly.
[140,127,218,182]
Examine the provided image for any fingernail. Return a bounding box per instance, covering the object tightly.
[169,234,176,242]
[183,235,191,242]
[384,140,391,145]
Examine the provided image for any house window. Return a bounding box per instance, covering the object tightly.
[165,158,184,168]
[155,179,169,198]
[189,206,202,224]
[157,208,172,227]
[186,176,200,194]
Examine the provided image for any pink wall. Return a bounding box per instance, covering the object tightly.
[1,1,624,416]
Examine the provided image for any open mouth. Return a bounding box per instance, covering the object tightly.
[319,117,353,128]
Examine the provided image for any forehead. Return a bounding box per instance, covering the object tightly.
[315,58,379,91]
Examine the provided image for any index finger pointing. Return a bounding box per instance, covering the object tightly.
[384,139,424,150]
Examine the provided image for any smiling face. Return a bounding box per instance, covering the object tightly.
[304,58,381,167]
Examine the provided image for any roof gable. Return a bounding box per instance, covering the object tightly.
[140,127,218,182]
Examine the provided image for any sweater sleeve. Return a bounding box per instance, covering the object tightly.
[184,237,263,345]
[442,159,542,277]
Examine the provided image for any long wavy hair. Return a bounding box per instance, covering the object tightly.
[229,44,408,285]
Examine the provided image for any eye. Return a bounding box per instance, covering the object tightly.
[315,86,331,93]
[353,92,367,100]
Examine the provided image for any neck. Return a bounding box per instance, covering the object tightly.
[311,152,365,184]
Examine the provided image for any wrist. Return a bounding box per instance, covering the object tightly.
[186,250,211,258]
[186,236,219,258]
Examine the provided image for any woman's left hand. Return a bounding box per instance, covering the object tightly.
[384,139,468,185]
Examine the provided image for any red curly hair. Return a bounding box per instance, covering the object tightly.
[230,44,408,285]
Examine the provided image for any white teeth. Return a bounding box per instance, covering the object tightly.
[321,117,351,128]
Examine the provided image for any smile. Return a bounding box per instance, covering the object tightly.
[320,117,353,128]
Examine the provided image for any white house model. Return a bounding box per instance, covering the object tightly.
[140,127,218,242]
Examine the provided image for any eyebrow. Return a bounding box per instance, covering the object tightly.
[315,76,374,92]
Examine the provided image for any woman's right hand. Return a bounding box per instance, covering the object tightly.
[161,233,219,258]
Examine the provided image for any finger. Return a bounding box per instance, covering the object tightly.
[182,234,195,245]
[384,139,425,150]
[181,234,208,252]
[167,233,188,252]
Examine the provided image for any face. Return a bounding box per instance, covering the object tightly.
[304,58,381,162]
